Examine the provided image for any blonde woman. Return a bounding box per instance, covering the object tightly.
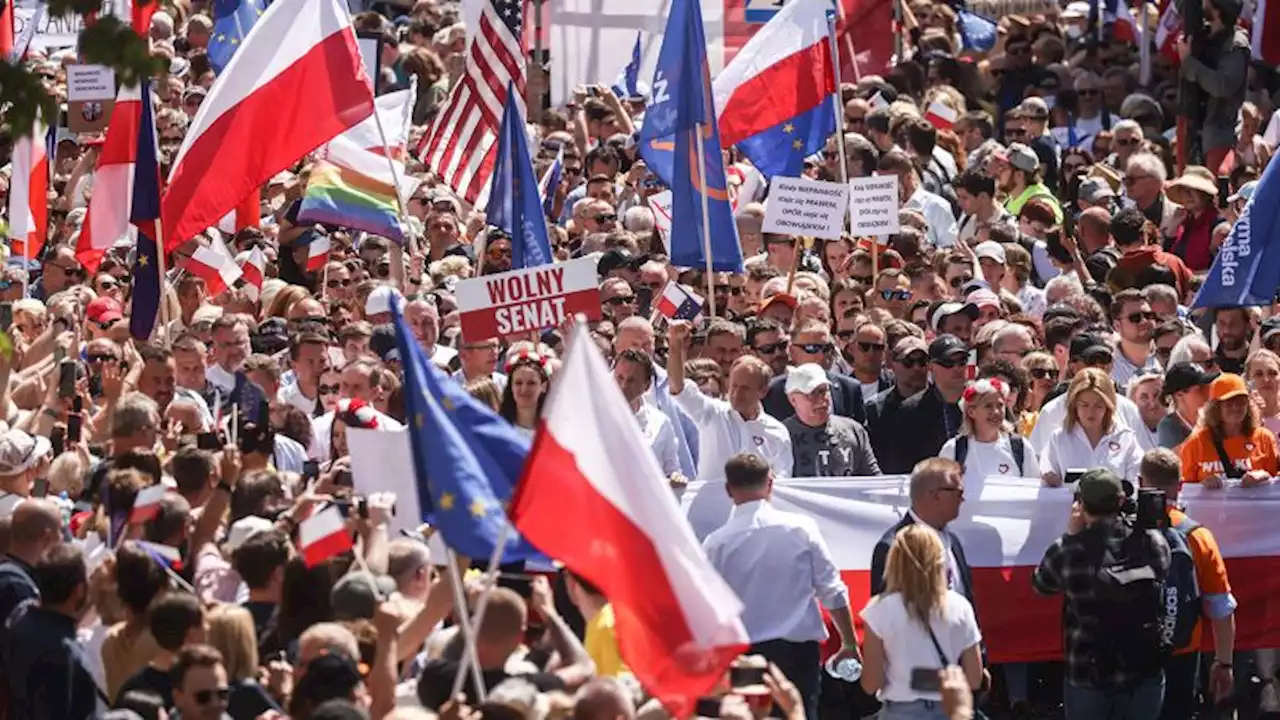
[1125,372,1165,448]
[207,604,282,718]
[1020,351,1059,435]
[1247,349,1280,435]
[1040,368,1145,485]
[861,524,984,719]
[939,378,1041,484]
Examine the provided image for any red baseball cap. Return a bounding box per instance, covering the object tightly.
[86,296,124,326]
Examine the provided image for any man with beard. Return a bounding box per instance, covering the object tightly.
[843,320,894,404]
[1214,308,1254,375]
[1109,289,1161,391]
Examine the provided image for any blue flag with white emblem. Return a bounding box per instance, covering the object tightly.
[638,0,743,273]
[391,301,539,561]
[209,0,268,73]
[486,82,554,269]
[1192,158,1280,309]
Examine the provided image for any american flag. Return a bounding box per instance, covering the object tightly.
[419,0,526,204]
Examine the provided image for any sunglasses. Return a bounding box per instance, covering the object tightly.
[933,356,966,369]
[835,329,857,341]
[97,279,119,289]
[896,355,929,369]
[793,342,832,354]
[319,383,340,395]
[86,353,118,363]
[1125,311,1158,324]
[754,340,788,354]
[593,214,618,223]
[1115,138,1139,147]
[858,341,886,352]
[880,289,911,301]
[1029,367,1056,380]
[326,278,352,288]
[1077,88,1100,97]
[193,687,231,705]
[603,295,635,305]
[1005,128,1027,138]
[52,263,85,278]
[850,275,873,285]
[714,285,743,296]
[949,275,973,288]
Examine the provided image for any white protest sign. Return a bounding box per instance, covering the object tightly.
[454,256,602,340]
[67,65,116,102]
[649,190,673,254]
[848,175,900,236]
[14,2,84,51]
[762,177,849,240]
[347,428,421,538]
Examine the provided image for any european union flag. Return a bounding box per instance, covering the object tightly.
[1193,158,1280,308]
[957,9,998,51]
[638,0,743,273]
[130,80,162,342]
[611,33,642,100]
[538,146,564,217]
[209,0,268,73]
[486,82,553,269]
[391,302,539,561]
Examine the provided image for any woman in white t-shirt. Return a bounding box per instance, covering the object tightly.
[940,378,1043,485]
[861,524,984,718]
[1041,368,1145,485]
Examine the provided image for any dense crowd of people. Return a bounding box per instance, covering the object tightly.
[2,0,1280,717]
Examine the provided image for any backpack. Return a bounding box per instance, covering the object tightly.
[1158,518,1204,652]
[954,435,1025,475]
[1088,524,1171,686]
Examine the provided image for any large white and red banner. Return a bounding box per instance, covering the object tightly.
[454,257,602,341]
[768,477,1280,664]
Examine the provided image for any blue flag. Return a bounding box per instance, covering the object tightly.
[611,33,642,100]
[957,10,998,51]
[130,80,162,342]
[209,0,268,73]
[486,83,554,269]
[538,146,564,217]
[1193,162,1280,309]
[638,0,743,273]
[391,302,539,562]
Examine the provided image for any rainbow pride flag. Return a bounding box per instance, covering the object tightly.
[298,135,418,242]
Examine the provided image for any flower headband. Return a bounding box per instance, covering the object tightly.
[959,377,1008,413]
[504,349,552,378]
[336,398,380,430]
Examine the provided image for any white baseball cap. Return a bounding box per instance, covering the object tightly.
[224,515,275,552]
[0,429,51,476]
[365,285,404,317]
[784,364,831,395]
[974,241,1007,265]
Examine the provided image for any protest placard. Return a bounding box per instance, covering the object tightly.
[848,175,900,236]
[455,256,602,340]
[761,177,848,240]
[67,65,116,133]
[649,190,673,253]
[14,2,81,51]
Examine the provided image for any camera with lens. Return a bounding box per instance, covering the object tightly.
[1120,484,1168,531]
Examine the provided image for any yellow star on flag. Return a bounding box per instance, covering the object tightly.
[414,413,424,429]
[470,499,487,517]
[230,38,238,45]
[439,492,455,510]
[442,396,455,411]
[137,254,149,267]
[783,123,795,134]
[793,140,803,149]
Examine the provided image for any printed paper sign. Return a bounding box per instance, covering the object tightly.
[762,177,849,240]
[848,175,900,236]
[67,65,116,102]
[649,190,673,253]
[455,257,602,340]
[13,2,82,51]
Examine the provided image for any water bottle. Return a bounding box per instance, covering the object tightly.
[824,655,863,682]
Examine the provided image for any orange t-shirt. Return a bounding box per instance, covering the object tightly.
[1168,508,1233,654]
[1177,427,1280,484]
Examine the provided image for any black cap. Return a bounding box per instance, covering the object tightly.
[928,334,968,362]
[1262,316,1280,342]
[370,323,397,362]
[597,248,647,277]
[292,652,364,709]
[1069,332,1114,362]
[252,317,289,355]
[1162,361,1220,396]
[1076,468,1126,507]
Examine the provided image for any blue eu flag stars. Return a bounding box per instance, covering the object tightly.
[391,302,538,561]
[209,0,268,73]
[129,79,163,342]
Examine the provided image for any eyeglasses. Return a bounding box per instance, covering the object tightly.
[933,357,966,369]
[753,340,787,354]
[1029,367,1056,380]
[936,486,966,499]
[1077,88,1100,97]
[714,285,743,296]
[1116,137,1139,147]
[880,289,911,301]
[193,687,231,705]
[896,356,929,369]
[326,278,351,288]
[97,279,119,290]
[86,353,118,363]
[850,275,873,285]
[793,342,832,354]
[949,275,973,288]
[592,214,618,223]
[51,263,84,278]
[603,295,635,306]
[1125,311,1158,324]
[835,329,857,341]
[1123,174,1153,186]
[487,246,512,258]
[858,341,886,352]
[318,383,339,395]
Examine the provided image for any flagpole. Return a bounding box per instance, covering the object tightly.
[444,549,489,703]
[828,20,850,188]
[371,77,418,291]
[694,128,716,319]
[450,525,510,698]
[155,219,171,347]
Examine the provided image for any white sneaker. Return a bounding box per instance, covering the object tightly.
[1261,681,1280,713]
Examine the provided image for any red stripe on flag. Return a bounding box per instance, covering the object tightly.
[717,41,835,147]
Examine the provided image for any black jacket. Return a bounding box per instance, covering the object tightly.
[864,385,912,467]
[763,369,865,423]
[877,384,961,474]
[5,606,102,720]
[870,513,976,611]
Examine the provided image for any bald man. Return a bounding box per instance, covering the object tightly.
[614,316,698,477]
[1077,206,1121,283]
[573,677,636,720]
[0,500,62,677]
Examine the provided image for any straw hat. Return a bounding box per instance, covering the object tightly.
[1168,166,1218,202]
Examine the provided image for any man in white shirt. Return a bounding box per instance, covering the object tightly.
[206,315,252,395]
[613,348,680,478]
[703,453,859,720]
[403,298,458,368]
[667,320,792,539]
[879,148,957,248]
[1030,333,1151,453]
[278,329,329,417]
[1109,289,1161,392]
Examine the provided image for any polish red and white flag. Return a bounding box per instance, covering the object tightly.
[161,0,374,253]
[513,323,749,717]
[77,84,145,274]
[236,246,267,300]
[300,505,353,567]
[6,112,48,263]
[185,232,243,298]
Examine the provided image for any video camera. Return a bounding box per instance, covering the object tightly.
[1119,481,1168,532]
